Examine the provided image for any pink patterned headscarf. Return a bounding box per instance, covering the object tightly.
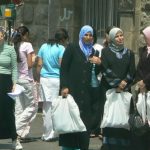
[143,26,150,55]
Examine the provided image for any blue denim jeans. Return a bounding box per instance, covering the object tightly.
[62,146,80,150]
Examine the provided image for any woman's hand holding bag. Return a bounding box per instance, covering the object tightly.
[129,91,150,136]
[101,88,132,129]
[51,94,86,134]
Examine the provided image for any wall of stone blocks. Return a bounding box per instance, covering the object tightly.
[6,0,150,57]
[118,0,150,64]
[15,0,83,53]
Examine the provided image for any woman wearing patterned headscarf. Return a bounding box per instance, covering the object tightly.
[100,27,136,150]
[59,25,101,150]
[136,26,150,92]
[132,26,150,150]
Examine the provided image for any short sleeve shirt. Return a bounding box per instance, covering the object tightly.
[38,43,65,78]
[18,42,34,80]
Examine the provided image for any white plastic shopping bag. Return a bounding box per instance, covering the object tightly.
[51,94,86,134]
[137,92,150,125]
[147,92,150,125]
[101,88,132,129]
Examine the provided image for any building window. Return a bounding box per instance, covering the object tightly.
[83,0,118,42]
[118,0,135,11]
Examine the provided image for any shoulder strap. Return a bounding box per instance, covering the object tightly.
[145,93,148,121]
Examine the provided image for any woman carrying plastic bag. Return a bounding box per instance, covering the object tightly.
[100,27,136,150]
[131,26,150,150]
[59,25,101,150]
[51,94,86,134]
[101,89,132,129]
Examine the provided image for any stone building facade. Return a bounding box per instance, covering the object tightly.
[14,0,82,52]
[1,0,150,58]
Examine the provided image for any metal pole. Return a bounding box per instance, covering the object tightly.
[8,20,11,45]
[48,0,51,39]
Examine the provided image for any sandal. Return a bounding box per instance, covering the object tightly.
[90,134,96,138]
[98,134,103,140]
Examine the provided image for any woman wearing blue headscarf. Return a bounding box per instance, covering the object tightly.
[59,25,101,150]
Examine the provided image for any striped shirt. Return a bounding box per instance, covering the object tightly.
[0,43,17,83]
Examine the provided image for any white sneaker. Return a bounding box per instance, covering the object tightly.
[12,139,23,150]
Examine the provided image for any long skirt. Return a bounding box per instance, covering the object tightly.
[59,131,90,150]
[0,74,17,140]
[101,127,131,150]
[130,130,150,150]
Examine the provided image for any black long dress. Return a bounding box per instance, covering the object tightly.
[100,47,136,150]
[131,46,150,150]
[0,74,17,140]
[59,43,99,149]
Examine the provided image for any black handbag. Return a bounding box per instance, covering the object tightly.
[128,91,149,136]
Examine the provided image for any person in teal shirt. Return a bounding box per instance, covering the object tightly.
[37,28,68,141]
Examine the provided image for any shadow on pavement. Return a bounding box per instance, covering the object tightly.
[0,143,12,149]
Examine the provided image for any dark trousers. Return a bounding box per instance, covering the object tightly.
[90,86,101,135]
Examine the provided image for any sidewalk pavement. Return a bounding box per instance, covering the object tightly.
[0,113,102,150]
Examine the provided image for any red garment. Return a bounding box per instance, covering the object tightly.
[136,46,150,90]
[12,0,22,4]
[0,0,22,5]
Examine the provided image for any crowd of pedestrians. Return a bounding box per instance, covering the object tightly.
[0,24,150,150]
